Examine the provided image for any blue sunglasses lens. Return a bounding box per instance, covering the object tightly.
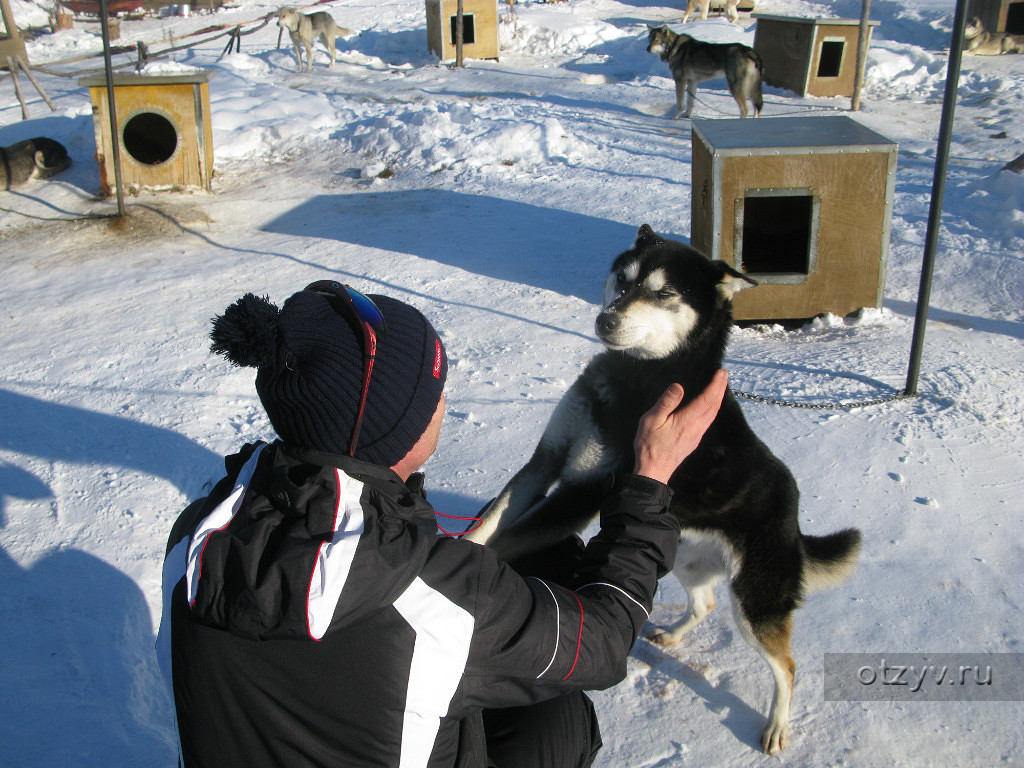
[305,280,387,338]
[345,287,387,337]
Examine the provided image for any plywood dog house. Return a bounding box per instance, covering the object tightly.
[969,0,1024,34]
[753,15,879,99]
[79,71,214,195]
[690,116,897,322]
[425,0,499,61]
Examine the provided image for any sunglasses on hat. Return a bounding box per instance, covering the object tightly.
[304,280,388,457]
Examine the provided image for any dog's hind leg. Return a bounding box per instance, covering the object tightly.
[322,31,336,68]
[646,538,726,645]
[647,582,715,645]
[672,78,688,118]
[735,611,795,754]
[683,81,699,118]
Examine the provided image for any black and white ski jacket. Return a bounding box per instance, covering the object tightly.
[157,440,680,768]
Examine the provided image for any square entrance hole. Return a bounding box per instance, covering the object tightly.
[449,14,476,44]
[1007,1,1024,34]
[739,193,816,279]
[817,40,845,77]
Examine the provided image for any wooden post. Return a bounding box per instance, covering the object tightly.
[455,0,464,67]
[851,0,872,110]
[16,56,56,111]
[6,57,29,119]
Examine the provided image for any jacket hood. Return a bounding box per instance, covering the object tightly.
[186,441,438,641]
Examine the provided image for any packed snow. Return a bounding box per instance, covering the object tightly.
[1,0,1022,764]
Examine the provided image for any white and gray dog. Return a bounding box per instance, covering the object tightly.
[277,6,353,72]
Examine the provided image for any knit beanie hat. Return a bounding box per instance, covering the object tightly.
[210,285,447,468]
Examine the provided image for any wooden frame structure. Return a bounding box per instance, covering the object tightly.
[753,15,879,99]
[691,116,897,322]
[80,71,214,195]
[425,0,499,61]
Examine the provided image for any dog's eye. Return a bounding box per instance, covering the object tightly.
[656,288,676,299]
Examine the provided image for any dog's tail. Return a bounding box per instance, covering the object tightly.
[801,528,861,593]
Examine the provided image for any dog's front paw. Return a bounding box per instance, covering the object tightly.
[760,718,789,754]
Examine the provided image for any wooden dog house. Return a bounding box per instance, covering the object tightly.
[753,15,879,99]
[425,0,499,61]
[80,71,214,195]
[969,0,1024,34]
[690,116,897,322]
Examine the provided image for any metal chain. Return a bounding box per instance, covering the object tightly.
[730,388,913,410]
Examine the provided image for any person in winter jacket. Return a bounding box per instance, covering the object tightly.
[157,280,728,768]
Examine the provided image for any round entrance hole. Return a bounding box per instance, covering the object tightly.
[122,112,178,166]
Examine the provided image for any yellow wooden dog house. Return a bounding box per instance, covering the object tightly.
[690,116,897,322]
[425,0,499,61]
[969,0,1024,34]
[80,71,214,195]
[752,15,879,99]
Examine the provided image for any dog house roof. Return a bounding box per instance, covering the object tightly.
[79,71,213,87]
[692,116,896,154]
[751,14,880,26]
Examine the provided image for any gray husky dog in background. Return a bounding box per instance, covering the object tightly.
[277,6,353,72]
[1,137,71,190]
[646,24,763,118]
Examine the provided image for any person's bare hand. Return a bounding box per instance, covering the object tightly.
[632,370,729,485]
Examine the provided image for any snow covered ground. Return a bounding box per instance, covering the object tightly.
[1,0,1022,764]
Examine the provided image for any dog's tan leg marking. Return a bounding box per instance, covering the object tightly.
[751,618,795,755]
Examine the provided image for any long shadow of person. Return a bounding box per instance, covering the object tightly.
[0,388,229,764]
[0,544,177,766]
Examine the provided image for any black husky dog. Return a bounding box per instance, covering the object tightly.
[468,224,860,754]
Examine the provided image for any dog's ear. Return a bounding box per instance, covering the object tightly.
[635,224,664,247]
[715,262,758,301]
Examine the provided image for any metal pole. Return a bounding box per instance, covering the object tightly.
[904,0,969,396]
[98,0,126,216]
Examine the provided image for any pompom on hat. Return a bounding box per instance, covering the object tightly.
[210,282,447,468]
